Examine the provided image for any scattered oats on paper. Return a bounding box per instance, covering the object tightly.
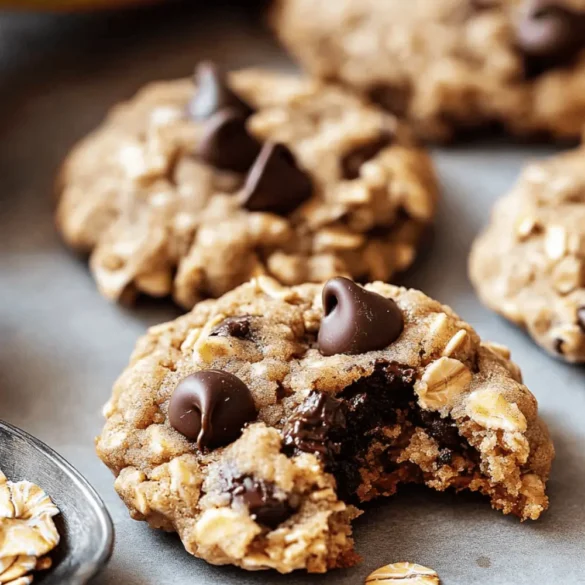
[365,562,440,585]
[0,469,60,584]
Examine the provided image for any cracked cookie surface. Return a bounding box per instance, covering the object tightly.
[470,144,585,362]
[96,277,554,573]
[56,67,437,307]
[272,0,585,142]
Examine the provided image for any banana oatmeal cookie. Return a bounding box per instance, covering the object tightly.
[96,277,554,573]
[272,0,585,142]
[470,144,585,362]
[56,64,437,307]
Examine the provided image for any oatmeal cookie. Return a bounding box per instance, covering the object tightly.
[56,64,437,307]
[470,144,585,362]
[96,277,554,573]
[272,0,585,142]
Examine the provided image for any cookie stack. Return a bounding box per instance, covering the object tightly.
[51,0,585,577]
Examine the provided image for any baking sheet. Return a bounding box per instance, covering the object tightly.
[1,5,584,584]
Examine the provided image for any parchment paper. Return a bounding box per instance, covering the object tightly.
[1,5,584,584]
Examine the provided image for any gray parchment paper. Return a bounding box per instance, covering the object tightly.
[1,5,584,584]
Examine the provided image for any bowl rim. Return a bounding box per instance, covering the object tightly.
[0,419,115,585]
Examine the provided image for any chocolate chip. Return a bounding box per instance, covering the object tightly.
[341,133,393,180]
[515,0,585,62]
[210,316,252,340]
[275,382,288,401]
[226,474,294,528]
[437,448,454,466]
[577,306,585,333]
[417,411,462,451]
[282,362,417,499]
[168,370,257,449]
[554,337,564,355]
[197,109,261,173]
[282,391,346,458]
[318,277,404,356]
[188,61,254,121]
[239,142,313,215]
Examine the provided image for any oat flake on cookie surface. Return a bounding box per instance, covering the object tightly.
[272,0,585,142]
[470,143,585,362]
[56,64,437,308]
[96,276,554,573]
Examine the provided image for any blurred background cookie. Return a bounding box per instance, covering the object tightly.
[470,143,585,362]
[272,0,585,142]
[56,65,438,308]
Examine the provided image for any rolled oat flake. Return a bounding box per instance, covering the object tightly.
[365,562,440,585]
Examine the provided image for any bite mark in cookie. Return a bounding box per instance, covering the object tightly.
[97,278,554,573]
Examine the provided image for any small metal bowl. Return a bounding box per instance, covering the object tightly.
[0,420,114,585]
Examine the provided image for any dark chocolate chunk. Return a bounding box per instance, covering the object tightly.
[577,306,585,333]
[340,360,416,427]
[210,316,252,340]
[341,133,393,180]
[275,382,288,401]
[318,277,404,356]
[282,361,416,499]
[515,0,585,64]
[239,142,313,215]
[437,448,454,466]
[227,474,294,528]
[197,109,261,173]
[554,337,564,355]
[282,391,346,458]
[188,61,254,121]
[168,370,257,449]
[417,411,463,451]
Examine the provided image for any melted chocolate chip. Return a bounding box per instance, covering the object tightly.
[282,361,416,499]
[417,411,463,451]
[318,277,404,356]
[515,0,585,69]
[282,391,346,458]
[341,133,393,180]
[437,448,454,466]
[239,142,313,215]
[197,109,261,173]
[226,474,294,528]
[168,370,257,449]
[188,61,254,121]
[577,306,585,333]
[210,316,252,340]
